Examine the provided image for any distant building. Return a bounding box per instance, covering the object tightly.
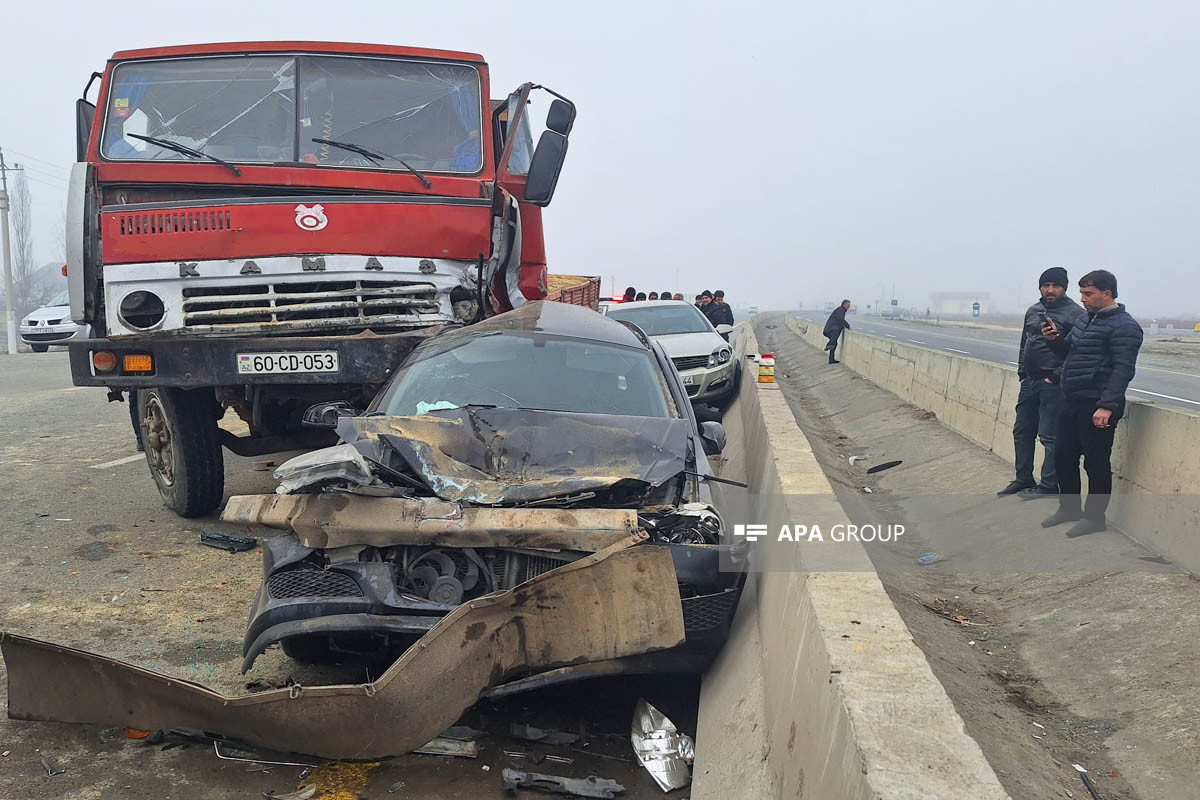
[929,291,989,315]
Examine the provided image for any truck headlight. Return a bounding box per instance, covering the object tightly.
[118,291,165,330]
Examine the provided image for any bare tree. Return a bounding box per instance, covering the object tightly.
[9,172,49,318]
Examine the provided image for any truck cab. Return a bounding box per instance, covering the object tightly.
[66,42,575,516]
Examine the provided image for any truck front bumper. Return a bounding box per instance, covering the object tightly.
[68,328,443,388]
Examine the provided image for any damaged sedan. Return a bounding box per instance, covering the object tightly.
[2,301,745,759]
[228,300,745,676]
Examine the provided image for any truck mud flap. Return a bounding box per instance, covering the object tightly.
[2,534,683,760]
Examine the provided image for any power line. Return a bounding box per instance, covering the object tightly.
[17,163,68,184]
[6,149,68,173]
[20,173,68,192]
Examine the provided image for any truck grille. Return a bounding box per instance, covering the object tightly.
[672,355,709,371]
[181,279,440,330]
[267,568,364,599]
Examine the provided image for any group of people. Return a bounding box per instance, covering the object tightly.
[618,286,735,326]
[822,268,1142,538]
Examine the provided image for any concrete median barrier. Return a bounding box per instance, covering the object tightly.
[788,315,1200,574]
[692,323,1008,799]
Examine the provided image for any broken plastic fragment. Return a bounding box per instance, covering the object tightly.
[273,443,375,494]
[416,400,459,414]
[630,698,694,792]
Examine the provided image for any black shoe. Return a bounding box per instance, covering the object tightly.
[1065,518,1107,538]
[997,480,1035,496]
[1041,508,1082,528]
[135,441,145,453]
[1017,486,1058,501]
[828,359,840,364]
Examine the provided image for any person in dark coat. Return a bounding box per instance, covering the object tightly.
[1039,270,1143,537]
[997,267,1088,498]
[705,290,734,326]
[622,286,636,303]
[823,300,852,364]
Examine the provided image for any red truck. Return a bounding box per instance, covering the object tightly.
[65,41,577,516]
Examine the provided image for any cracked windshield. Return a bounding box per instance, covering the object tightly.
[101,55,482,171]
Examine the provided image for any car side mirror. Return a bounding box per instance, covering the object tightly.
[715,323,733,342]
[76,99,96,162]
[699,421,726,456]
[301,401,360,429]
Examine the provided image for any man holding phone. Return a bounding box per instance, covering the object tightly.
[1039,269,1143,536]
[997,267,1087,498]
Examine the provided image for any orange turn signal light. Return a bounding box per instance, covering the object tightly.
[92,350,117,372]
[122,354,154,373]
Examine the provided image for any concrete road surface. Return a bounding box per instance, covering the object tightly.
[845,316,1200,410]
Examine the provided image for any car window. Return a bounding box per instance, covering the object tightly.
[606,305,713,335]
[47,290,70,307]
[374,332,677,418]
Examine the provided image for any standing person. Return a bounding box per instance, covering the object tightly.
[635,292,647,301]
[673,293,684,301]
[696,291,713,312]
[660,289,673,300]
[997,267,1087,498]
[622,286,637,303]
[1039,270,1142,536]
[823,300,852,363]
[648,291,659,301]
[706,290,734,326]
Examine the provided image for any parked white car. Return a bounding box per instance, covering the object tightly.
[605,300,739,408]
[18,290,90,352]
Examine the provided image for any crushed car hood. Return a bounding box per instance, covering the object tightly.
[337,408,690,505]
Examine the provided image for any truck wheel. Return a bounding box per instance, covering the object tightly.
[30,344,49,353]
[138,387,224,517]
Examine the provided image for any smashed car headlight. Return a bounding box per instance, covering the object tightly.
[641,502,723,544]
[707,347,732,367]
[273,443,376,494]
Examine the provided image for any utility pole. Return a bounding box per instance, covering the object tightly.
[0,146,24,355]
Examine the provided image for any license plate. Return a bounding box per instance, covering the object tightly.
[681,374,696,386]
[237,351,340,375]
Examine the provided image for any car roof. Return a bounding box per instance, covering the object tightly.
[607,300,700,311]
[439,301,651,349]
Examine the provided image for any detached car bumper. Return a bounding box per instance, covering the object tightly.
[2,535,690,760]
[242,534,744,673]
[68,328,441,388]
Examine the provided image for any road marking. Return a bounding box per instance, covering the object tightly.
[1130,388,1200,406]
[885,334,896,338]
[945,348,971,355]
[1007,361,1020,366]
[907,339,926,344]
[89,453,144,470]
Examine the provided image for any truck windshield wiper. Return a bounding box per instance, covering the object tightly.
[126,133,242,177]
[311,137,433,189]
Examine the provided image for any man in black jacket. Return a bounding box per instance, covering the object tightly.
[706,290,735,327]
[823,300,851,364]
[1040,270,1143,537]
[997,267,1087,498]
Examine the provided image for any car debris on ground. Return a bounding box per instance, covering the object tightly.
[501,768,625,798]
[511,723,581,746]
[199,531,258,553]
[630,699,695,792]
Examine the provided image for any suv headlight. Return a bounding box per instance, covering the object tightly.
[708,347,732,367]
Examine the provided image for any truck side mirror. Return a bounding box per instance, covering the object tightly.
[524,131,568,207]
[699,421,726,456]
[301,401,360,429]
[76,99,96,162]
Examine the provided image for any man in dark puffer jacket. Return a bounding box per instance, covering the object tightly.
[997,267,1088,498]
[1040,269,1143,536]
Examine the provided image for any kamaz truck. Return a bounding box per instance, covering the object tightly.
[65,41,576,516]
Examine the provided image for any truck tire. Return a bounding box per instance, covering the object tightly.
[138,387,224,517]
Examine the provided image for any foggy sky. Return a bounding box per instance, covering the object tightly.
[2,0,1198,316]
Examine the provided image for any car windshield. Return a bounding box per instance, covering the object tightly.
[47,290,70,307]
[606,305,714,336]
[374,332,675,418]
[101,55,482,173]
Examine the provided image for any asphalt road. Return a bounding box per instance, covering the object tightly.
[0,350,698,799]
[844,316,1200,410]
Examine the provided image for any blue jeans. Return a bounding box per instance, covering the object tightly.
[1013,378,1062,488]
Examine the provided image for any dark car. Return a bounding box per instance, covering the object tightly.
[225,301,746,687]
